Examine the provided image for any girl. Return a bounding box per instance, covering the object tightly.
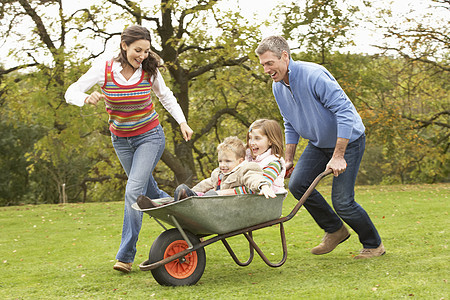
[246,119,286,194]
[188,119,285,197]
[65,25,193,273]
[137,136,275,209]
[175,136,275,200]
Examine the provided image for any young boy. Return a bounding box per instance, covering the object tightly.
[137,136,275,209]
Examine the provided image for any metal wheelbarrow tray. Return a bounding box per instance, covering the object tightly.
[135,192,286,235]
[132,169,332,286]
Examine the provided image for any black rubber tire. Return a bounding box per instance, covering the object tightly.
[149,228,206,286]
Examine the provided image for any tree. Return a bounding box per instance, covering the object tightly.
[278,0,449,184]
[98,0,283,187]
[0,118,43,206]
[0,0,125,203]
[279,0,362,64]
[0,0,282,202]
[1,0,447,206]
[365,0,449,183]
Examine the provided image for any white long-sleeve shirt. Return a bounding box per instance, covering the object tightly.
[65,59,187,125]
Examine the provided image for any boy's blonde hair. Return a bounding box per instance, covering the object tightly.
[217,136,246,159]
[247,119,284,158]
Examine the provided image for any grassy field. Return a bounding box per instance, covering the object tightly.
[1,183,448,299]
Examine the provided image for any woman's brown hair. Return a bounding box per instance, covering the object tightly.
[116,25,163,77]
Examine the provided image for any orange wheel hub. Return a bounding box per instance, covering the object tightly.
[164,240,198,279]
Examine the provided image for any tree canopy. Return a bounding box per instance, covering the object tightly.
[0,0,448,205]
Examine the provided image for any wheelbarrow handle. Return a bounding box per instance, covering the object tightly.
[286,168,333,220]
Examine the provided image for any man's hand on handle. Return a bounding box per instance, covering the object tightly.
[284,143,297,178]
[327,137,349,177]
[285,161,294,178]
[326,156,347,177]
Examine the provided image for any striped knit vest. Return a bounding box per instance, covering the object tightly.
[101,60,159,137]
[246,149,287,193]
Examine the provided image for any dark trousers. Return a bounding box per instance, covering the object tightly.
[288,135,381,248]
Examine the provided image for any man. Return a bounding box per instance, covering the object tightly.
[256,36,385,259]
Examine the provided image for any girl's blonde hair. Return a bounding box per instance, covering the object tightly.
[247,119,284,158]
[217,136,246,159]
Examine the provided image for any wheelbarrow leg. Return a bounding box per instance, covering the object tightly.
[221,231,255,266]
[243,222,288,268]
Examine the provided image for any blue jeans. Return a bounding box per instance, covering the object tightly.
[288,134,381,248]
[111,125,170,262]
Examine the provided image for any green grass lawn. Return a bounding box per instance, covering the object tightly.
[1,183,448,299]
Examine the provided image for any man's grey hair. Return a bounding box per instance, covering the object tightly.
[255,36,291,59]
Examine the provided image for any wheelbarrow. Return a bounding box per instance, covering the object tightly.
[132,169,332,286]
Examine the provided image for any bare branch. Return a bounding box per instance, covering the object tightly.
[176,0,219,39]
[375,46,450,72]
[0,62,40,76]
[160,149,193,185]
[191,107,251,143]
[179,44,223,54]
[241,63,270,83]
[188,56,248,79]
[106,0,160,26]
[18,0,57,53]
[402,110,450,129]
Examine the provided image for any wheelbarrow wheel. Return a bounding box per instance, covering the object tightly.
[149,228,206,286]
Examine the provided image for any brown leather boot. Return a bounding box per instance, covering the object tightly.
[311,225,350,255]
[354,243,386,259]
[113,261,132,273]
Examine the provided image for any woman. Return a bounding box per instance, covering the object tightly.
[65,25,193,273]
